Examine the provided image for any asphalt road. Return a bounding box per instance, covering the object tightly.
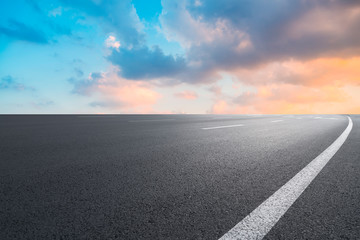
[0,114,359,239]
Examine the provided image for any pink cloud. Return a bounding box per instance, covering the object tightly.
[174,91,198,100]
[209,83,360,114]
[73,67,161,113]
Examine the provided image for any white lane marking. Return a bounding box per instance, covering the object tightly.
[128,119,175,122]
[219,116,353,240]
[271,120,284,123]
[202,124,244,130]
[312,117,339,120]
[323,117,339,120]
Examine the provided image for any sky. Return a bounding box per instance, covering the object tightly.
[0,0,360,114]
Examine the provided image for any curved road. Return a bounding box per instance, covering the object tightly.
[0,114,359,239]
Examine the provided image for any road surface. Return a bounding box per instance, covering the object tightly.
[0,114,359,239]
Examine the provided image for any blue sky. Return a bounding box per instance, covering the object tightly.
[1,0,360,114]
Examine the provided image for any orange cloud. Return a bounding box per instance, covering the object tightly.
[210,84,360,114]
[98,82,160,112]
[81,68,161,113]
[174,91,198,99]
[208,56,358,114]
[233,57,360,87]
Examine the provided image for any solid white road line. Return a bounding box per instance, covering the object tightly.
[202,124,244,130]
[219,116,353,240]
[271,120,284,123]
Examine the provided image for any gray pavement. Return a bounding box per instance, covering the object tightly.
[0,114,359,239]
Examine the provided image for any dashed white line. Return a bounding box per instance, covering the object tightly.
[202,124,244,130]
[313,117,340,120]
[219,116,353,240]
[271,120,284,123]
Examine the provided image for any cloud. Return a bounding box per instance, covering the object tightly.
[69,68,161,113]
[60,0,144,47]
[154,0,360,84]
[232,57,360,87]
[207,55,360,114]
[160,0,218,47]
[108,45,186,80]
[74,68,84,77]
[235,85,347,106]
[0,75,35,91]
[208,85,222,96]
[3,0,358,113]
[209,81,359,114]
[174,91,198,99]
[105,35,120,49]
[210,100,233,114]
[68,72,104,96]
[185,0,360,60]
[0,20,48,44]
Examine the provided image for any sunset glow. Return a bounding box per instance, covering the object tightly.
[1,0,359,114]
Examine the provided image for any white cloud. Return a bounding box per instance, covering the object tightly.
[105,35,121,50]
